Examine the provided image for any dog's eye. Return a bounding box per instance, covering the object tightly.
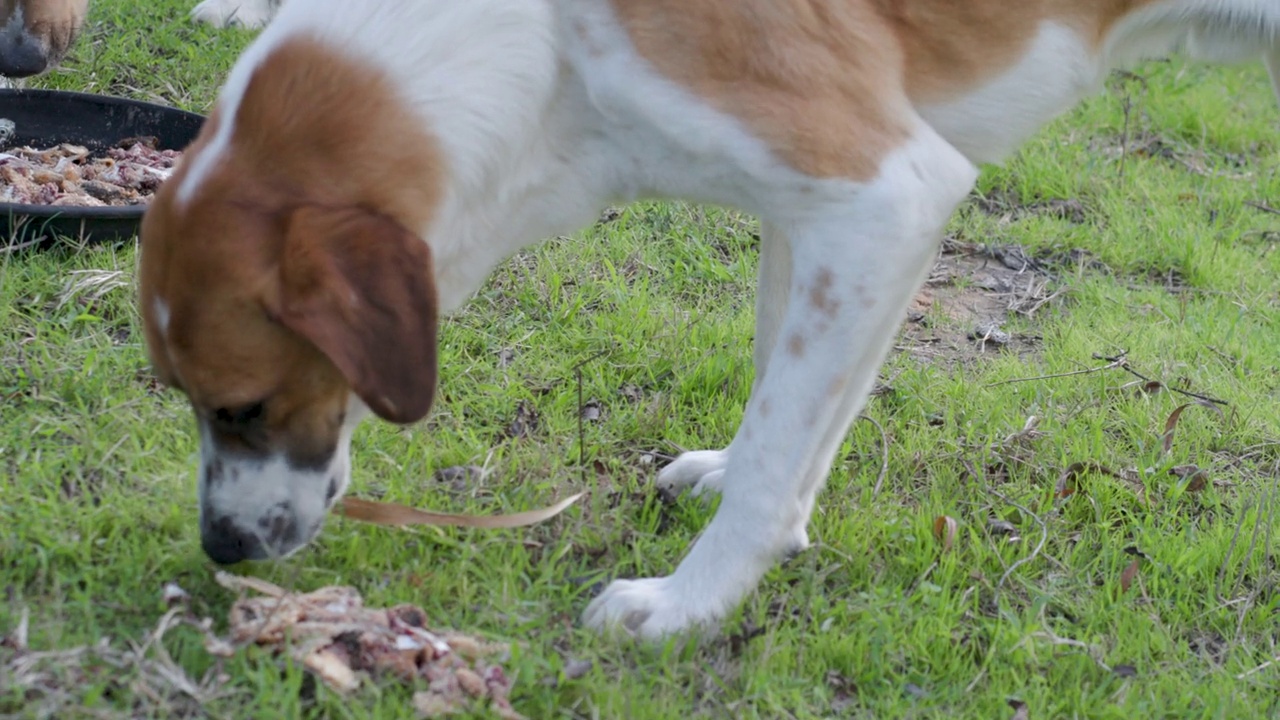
[214,401,266,427]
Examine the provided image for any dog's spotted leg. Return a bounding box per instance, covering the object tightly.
[584,124,977,640]
[656,221,792,500]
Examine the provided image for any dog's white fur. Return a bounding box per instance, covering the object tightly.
[162,0,1279,639]
[190,0,280,29]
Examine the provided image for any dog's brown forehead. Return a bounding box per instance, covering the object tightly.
[144,203,289,407]
[140,159,333,417]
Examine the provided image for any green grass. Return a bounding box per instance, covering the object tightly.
[4,2,1280,718]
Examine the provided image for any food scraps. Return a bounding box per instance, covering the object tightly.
[1,130,181,207]
[215,572,525,719]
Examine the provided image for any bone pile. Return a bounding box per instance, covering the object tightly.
[215,572,525,719]
[0,133,181,207]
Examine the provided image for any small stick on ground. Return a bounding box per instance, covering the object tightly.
[572,349,610,486]
[1238,654,1280,680]
[988,490,1049,590]
[1244,200,1280,216]
[861,414,891,498]
[1101,354,1230,406]
[987,353,1128,388]
[988,351,1231,407]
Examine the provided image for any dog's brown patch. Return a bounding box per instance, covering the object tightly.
[807,268,839,317]
[613,0,912,180]
[612,0,1162,178]
[786,333,807,358]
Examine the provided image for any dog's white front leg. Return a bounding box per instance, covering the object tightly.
[584,127,977,640]
[655,221,792,498]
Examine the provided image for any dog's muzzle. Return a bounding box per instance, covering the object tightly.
[0,30,50,77]
[197,453,341,564]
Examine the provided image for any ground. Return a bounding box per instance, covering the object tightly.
[3,2,1280,718]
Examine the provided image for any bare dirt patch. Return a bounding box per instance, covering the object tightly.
[898,238,1072,368]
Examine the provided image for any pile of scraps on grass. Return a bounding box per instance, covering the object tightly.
[214,572,525,718]
[2,492,583,717]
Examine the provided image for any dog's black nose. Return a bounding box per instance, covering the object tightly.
[201,516,267,565]
[0,37,50,78]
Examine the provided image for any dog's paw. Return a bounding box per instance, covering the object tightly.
[786,524,811,558]
[582,576,719,640]
[191,0,276,29]
[656,449,728,499]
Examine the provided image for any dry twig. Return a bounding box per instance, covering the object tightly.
[987,353,1128,388]
[860,414,891,498]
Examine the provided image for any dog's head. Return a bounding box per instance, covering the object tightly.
[0,0,88,77]
[139,39,445,564]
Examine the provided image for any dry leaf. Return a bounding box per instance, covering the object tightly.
[933,516,958,551]
[1161,400,1225,455]
[1008,699,1030,720]
[1119,559,1142,593]
[337,492,583,529]
[1118,379,1164,396]
[1169,465,1208,492]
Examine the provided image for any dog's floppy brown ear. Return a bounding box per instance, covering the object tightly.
[277,204,438,424]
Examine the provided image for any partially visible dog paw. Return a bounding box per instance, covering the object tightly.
[582,576,719,640]
[785,524,811,559]
[191,0,277,29]
[656,449,728,499]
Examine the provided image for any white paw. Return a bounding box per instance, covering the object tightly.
[191,0,276,28]
[582,576,720,640]
[656,449,728,498]
[786,524,811,557]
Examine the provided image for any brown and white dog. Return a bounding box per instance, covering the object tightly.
[138,0,1280,640]
[0,0,280,77]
